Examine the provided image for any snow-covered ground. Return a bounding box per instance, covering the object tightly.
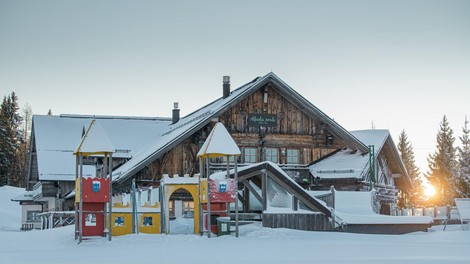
[0,185,24,230]
[1,186,470,264]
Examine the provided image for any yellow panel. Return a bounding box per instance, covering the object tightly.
[200,179,207,204]
[164,184,200,234]
[112,213,133,236]
[139,213,161,234]
[75,178,80,204]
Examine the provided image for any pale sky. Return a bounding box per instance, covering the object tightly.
[1,0,469,174]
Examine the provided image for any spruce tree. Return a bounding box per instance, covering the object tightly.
[457,117,470,197]
[426,115,458,205]
[0,92,23,186]
[397,130,422,205]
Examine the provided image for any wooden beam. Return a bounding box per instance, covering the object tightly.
[240,179,263,205]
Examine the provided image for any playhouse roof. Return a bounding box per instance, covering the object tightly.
[74,119,115,155]
[197,122,241,158]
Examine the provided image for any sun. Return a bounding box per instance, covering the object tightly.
[423,184,436,199]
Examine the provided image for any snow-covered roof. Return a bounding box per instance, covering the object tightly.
[197,122,241,158]
[32,114,171,181]
[349,130,389,155]
[113,72,368,183]
[32,72,368,184]
[74,119,115,155]
[11,191,34,202]
[310,149,369,179]
[309,129,409,182]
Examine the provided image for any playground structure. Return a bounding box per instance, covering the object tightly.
[74,122,241,240]
[108,173,236,237]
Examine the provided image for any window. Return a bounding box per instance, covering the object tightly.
[265,148,278,163]
[222,156,235,163]
[143,216,153,226]
[115,216,125,226]
[26,211,41,222]
[85,214,96,226]
[286,149,299,164]
[244,148,257,163]
[183,201,194,218]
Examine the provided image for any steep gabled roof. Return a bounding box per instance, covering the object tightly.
[112,72,368,183]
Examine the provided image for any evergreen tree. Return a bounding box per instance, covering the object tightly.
[457,117,470,197]
[426,115,458,205]
[397,130,422,205]
[0,92,23,186]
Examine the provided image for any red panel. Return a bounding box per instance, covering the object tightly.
[203,202,228,235]
[82,177,110,203]
[202,202,227,211]
[209,179,236,203]
[81,203,105,237]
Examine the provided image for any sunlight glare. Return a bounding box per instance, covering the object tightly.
[424,184,436,198]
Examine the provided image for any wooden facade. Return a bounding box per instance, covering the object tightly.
[135,82,343,186]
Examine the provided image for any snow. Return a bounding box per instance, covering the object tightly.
[75,119,115,154]
[350,129,390,154]
[169,217,194,235]
[309,149,369,179]
[2,186,470,263]
[334,190,433,225]
[310,130,391,180]
[197,122,241,158]
[0,186,25,231]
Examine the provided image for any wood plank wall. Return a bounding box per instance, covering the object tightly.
[141,84,345,182]
[262,213,333,231]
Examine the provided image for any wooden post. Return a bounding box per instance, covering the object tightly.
[103,153,108,237]
[206,157,211,238]
[78,154,83,244]
[234,157,239,238]
[292,197,298,211]
[160,184,166,235]
[74,154,79,240]
[262,169,267,211]
[132,179,138,234]
[108,154,113,241]
[243,184,250,213]
[199,158,203,235]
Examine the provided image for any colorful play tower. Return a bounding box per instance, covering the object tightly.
[74,120,114,243]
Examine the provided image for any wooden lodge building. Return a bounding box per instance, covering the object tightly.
[16,72,412,229]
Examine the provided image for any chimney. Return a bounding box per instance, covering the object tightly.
[172,102,180,124]
[223,76,230,99]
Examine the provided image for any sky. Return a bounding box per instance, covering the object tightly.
[1,0,469,174]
